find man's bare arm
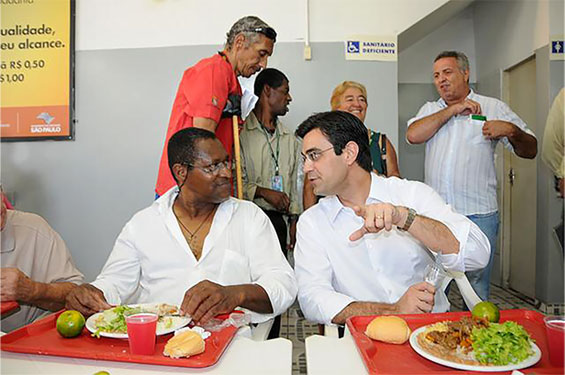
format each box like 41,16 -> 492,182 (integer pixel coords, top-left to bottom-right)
331,282 -> 435,325
407,99 -> 481,144
404,209 -> 460,254
65,284 -> 112,317
232,284 -> 273,313
180,280 -> 273,324
0,268 -> 79,311
350,204 -> 460,254
482,120 -> 537,159
193,117 -> 218,133
27,282 -> 80,311
332,302 -> 397,325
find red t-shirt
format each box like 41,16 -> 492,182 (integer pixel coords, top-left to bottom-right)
155,53 -> 242,196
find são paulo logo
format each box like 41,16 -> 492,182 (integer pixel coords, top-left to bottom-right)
30,112 -> 61,133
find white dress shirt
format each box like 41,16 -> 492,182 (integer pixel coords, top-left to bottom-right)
91,187 -> 297,323
294,173 -> 490,325
407,90 -> 535,215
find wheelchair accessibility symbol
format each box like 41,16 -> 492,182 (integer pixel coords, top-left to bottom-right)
347,41 -> 360,53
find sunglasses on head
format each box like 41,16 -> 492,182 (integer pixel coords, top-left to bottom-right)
246,27 -> 277,41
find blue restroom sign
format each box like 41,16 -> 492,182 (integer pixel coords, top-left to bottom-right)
345,36 -> 397,61
347,41 -> 360,53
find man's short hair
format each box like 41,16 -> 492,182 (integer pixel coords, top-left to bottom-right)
434,51 -> 470,73
254,68 -> 288,97
295,111 -> 372,173
168,128 -> 217,184
330,81 -> 368,111
225,16 -> 277,49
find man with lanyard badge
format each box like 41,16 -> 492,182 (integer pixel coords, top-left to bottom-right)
240,68 -> 301,257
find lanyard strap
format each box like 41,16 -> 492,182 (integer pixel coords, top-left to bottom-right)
260,123 -> 281,175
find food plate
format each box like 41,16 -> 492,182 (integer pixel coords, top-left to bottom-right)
85,303 -> 191,338
1,310 -> 242,368
409,325 -> 542,372
346,310 -> 559,374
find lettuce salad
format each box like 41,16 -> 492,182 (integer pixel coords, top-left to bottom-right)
92,305 -> 141,337
471,321 -> 534,365
92,305 -> 176,338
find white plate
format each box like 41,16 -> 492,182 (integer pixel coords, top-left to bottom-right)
85,303 -> 191,339
409,326 -> 541,372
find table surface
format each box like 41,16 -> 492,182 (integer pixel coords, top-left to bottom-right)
1,336 -> 293,375
306,329 -> 367,375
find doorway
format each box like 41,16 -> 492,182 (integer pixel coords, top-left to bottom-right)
500,56 -> 538,298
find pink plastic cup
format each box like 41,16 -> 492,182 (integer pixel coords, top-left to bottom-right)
126,313 -> 158,355
544,315 -> 565,367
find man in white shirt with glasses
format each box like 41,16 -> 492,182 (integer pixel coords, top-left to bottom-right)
67,128 -> 296,329
293,111 -> 490,326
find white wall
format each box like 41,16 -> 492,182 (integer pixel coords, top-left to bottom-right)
474,0 -> 549,91
398,6 -> 477,84
76,0 -> 448,50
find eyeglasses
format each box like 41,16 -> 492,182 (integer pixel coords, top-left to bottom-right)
301,147 -> 334,163
189,160 -> 231,175
245,27 -> 277,41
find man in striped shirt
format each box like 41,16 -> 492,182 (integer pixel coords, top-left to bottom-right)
406,51 -> 537,300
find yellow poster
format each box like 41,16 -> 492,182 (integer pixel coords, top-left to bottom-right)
1,0 -> 73,140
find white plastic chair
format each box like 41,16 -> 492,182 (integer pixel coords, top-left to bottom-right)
250,318 -> 274,341
323,324 -> 339,337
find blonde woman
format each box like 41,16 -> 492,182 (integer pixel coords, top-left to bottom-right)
303,81 -> 400,209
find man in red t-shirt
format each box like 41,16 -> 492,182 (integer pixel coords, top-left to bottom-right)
155,16 -> 277,196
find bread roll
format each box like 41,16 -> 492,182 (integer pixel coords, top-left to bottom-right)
163,330 -> 205,358
365,316 -> 411,344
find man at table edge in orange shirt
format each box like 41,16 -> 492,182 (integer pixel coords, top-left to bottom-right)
155,15 -> 277,197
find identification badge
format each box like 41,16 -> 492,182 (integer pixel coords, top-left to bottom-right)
468,114 -> 490,145
271,175 -> 283,192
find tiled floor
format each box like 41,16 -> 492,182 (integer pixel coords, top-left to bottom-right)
279,283 -> 545,375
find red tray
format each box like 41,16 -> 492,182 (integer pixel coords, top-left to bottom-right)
1,310 -> 240,368
346,309 -> 563,374
0,301 -> 19,315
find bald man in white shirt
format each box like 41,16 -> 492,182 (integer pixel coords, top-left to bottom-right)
293,111 -> 490,326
